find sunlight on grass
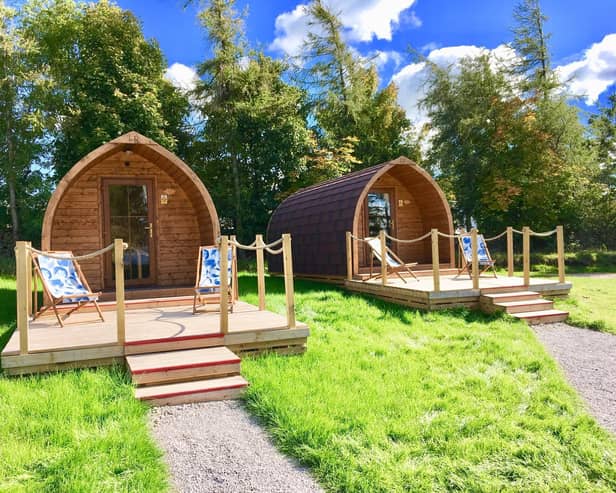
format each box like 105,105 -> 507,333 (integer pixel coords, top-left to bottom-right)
0,277 -> 167,492
555,278 -> 616,335
240,274 -> 616,492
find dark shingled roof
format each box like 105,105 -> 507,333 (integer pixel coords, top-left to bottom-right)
267,157 -> 452,277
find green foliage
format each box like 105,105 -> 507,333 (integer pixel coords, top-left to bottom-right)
303,0 -> 418,168
193,0 -> 312,241
240,275 -> 616,492
554,277 -> 616,335
22,0 -> 190,178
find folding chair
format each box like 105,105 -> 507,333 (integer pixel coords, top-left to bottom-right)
364,237 -> 419,283
456,233 -> 498,278
193,244 -> 237,314
32,251 -> 104,327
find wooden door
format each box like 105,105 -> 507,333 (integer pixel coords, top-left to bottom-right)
103,178 -> 156,287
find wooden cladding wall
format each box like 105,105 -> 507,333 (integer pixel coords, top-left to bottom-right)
49,150 -> 214,291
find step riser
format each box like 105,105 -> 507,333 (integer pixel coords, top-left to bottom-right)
481,293 -> 540,304
140,386 -> 246,406
132,362 -> 241,385
480,285 -> 531,294
125,337 -> 225,355
499,302 -> 554,314
516,314 -> 569,325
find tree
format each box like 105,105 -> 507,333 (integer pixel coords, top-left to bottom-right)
511,0 -> 558,96
22,0 -> 190,178
0,2 -> 53,248
194,0 -> 312,240
303,0 -> 417,168
422,54 -> 593,234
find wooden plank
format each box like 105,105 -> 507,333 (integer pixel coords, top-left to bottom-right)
431,229 -> 440,292
114,239 -> 126,344
2,345 -> 123,368
282,234 -> 296,328
15,241 -> 29,355
135,375 -> 247,400
219,236 -> 229,334
256,234 -> 266,310
224,327 -> 309,346
2,357 -> 124,376
126,346 -> 239,373
523,226 -> 530,286
507,226 -> 514,277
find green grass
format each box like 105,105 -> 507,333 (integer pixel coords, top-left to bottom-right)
0,277 -> 168,493
554,277 -> 616,335
239,274 -> 616,492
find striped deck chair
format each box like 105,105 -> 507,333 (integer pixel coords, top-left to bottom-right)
32,251 -> 104,327
193,245 -> 237,314
364,237 -> 419,283
456,233 -> 497,278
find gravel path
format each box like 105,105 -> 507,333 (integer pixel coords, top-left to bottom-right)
149,401 -> 324,493
533,323 -> 616,434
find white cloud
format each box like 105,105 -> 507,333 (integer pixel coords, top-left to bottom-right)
556,33 -> 616,105
270,0 -> 417,57
391,44 -> 517,127
369,50 -> 405,71
164,62 -> 199,93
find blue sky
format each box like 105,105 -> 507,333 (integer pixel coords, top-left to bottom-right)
117,0 -> 616,124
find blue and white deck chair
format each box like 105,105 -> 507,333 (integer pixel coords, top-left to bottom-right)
193,245 -> 236,314
364,237 -> 419,283
32,250 -> 104,327
456,233 -> 497,278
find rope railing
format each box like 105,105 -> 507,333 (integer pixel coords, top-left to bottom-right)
345,224 -> 566,290
219,233 -> 296,332
27,242 -> 127,260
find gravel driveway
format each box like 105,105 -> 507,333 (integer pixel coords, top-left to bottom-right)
149,401 -> 324,493
533,323 -> 616,434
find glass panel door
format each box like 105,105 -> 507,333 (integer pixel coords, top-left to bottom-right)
105,180 -> 155,285
367,191 -> 393,237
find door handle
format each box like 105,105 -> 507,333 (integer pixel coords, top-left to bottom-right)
144,223 -> 153,238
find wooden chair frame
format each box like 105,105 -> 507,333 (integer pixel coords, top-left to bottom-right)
455,234 -> 498,279
365,237 -> 419,283
193,244 -> 238,314
31,251 -> 104,327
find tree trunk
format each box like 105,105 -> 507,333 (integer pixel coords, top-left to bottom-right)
7,175 -> 19,243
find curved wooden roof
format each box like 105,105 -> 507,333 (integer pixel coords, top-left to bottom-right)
42,131 -> 220,249
267,157 -> 454,277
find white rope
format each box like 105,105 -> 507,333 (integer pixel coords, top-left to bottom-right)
436,231 -> 459,239
511,228 -> 524,235
484,231 -> 508,241
28,242 -> 125,261
265,247 -> 284,255
228,237 -> 283,251
529,228 -> 557,237
349,233 -> 371,244
385,231 -> 432,244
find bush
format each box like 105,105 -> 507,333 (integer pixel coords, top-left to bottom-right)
491,250 -> 616,272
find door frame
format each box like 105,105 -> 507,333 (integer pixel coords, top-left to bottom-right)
365,186 -> 397,249
102,177 -> 157,288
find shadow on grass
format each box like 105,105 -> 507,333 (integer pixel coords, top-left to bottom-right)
238,273 -> 508,327
0,285 -> 16,355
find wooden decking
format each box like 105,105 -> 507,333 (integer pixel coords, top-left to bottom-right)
345,274 -> 572,310
1,300 -> 309,376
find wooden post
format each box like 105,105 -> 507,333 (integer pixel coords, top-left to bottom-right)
557,225 -> 565,283
114,239 -> 126,345
282,233 -> 296,329
26,242 -> 32,316
230,235 -> 239,302
346,231 -> 353,281
523,226 -> 530,286
431,229 -> 440,292
219,236 -> 229,334
506,227 -> 514,277
379,230 -> 387,286
15,241 -> 29,355
471,228 -> 479,290
256,234 -> 266,310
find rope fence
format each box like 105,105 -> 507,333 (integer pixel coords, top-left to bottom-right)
27,242 -> 127,260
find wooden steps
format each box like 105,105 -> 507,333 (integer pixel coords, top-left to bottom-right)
481,289 -> 568,324
124,332 -> 225,355
127,346 -> 248,406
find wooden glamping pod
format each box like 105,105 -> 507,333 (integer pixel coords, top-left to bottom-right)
41,131 -> 219,297
267,156 -> 455,281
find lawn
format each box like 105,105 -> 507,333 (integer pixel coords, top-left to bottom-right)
554,277 -> 616,335
239,274 -> 616,492
0,277 -> 168,493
